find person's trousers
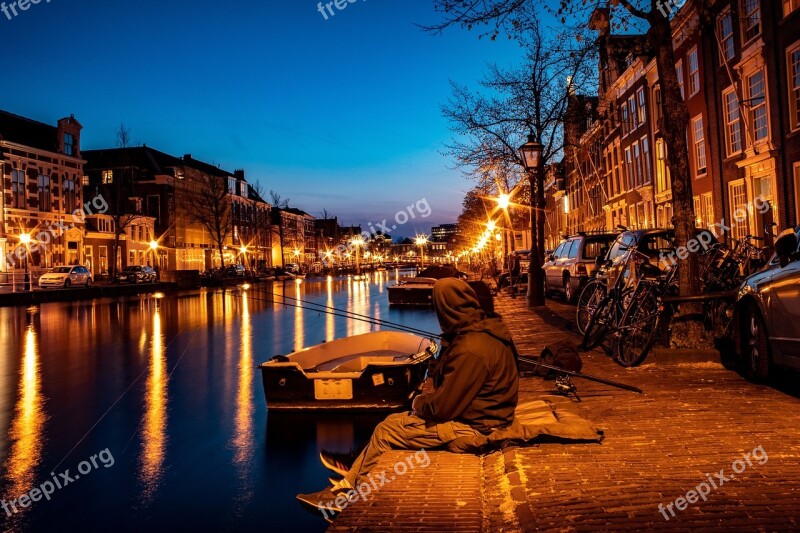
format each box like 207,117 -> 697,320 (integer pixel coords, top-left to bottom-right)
343,412 -> 481,488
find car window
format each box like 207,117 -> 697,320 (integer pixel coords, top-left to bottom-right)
552,243 -> 565,259
567,239 -> 580,259
641,235 -> 673,257
53,267 -> 71,273
583,239 -> 612,260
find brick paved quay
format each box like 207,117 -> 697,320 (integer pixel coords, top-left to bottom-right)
331,293 -> 800,532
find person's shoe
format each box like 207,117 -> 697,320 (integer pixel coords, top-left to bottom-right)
319,450 -> 353,477
296,485 -> 356,516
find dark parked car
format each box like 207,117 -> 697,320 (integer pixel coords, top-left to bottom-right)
115,265 -> 157,283
542,233 -> 617,302
734,226 -> 800,380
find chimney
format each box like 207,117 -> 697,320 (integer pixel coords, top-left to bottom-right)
234,169 -> 245,180
183,154 -> 192,161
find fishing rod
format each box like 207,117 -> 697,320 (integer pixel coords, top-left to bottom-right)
247,286 -> 442,339
226,285 -> 644,394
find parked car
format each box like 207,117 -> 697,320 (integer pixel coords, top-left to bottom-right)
115,265 -> 157,283
734,226 -> 800,380
284,263 -> 301,274
39,265 -> 92,289
225,264 -> 246,277
542,233 -> 617,302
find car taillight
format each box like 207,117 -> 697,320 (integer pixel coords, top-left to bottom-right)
576,264 -> 588,276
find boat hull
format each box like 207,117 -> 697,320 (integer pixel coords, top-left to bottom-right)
387,285 -> 434,306
260,331 -> 437,410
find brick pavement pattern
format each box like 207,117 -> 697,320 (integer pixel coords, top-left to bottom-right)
332,293 -> 800,532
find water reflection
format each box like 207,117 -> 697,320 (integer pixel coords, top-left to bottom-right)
232,291 -> 254,504
2,312 -> 45,505
140,301 -> 168,501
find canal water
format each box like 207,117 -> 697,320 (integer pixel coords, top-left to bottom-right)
0,271 -> 438,532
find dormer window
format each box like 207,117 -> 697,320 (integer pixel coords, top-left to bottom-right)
64,133 -> 75,156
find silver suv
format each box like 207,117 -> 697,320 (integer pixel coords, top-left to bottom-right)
542,233 -> 617,302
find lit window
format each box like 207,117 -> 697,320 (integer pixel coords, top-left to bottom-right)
719,11 -> 735,61
629,96 -> 637,130
637,88 -> 646,125
64,177 -> 76,213
742,0 -> 761,43
82,175 -> 90,186
102,170 -> 114,184
656,139 -> 670,194
789,44 -> 800,130
785,0 -> 800,15
729,181 -> 749,240
625,147 -> 633,190
702,193 -> 714,229
723,88 -> 743,154
641,136 -> 652,184
747,70 -> 768,143
692,116 -> 707,175
688,48 -> 700,96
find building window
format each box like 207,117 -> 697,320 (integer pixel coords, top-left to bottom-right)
723,88 -> 743,155
129,250 -> 136,266
719,10 -> 735,61
789,44 -> 800,131
636,88 -> 646,125
794,163 -> 800,219
38,174 -> 51,212
102,170 -> 114,184
625,147 -> 633,190
12,168 -> 26,208
64,177 -> 76,213
786,0 -> 800,15
676,60 -> 685,99
633,141 -> 643,187
688,47 -> 700,96
702,193 -> 714,229
228,177 -> 237,193
621,103 -> 629,136
692,116 -> 707,176
656,140 -> 670,194
694,196 -> 702,227
641,136 -> 652,184
652,85 -> 663,128
82,175 -> 90,186
729,181 -> 749,240
629,96 -> 638,130
742,0 -> 761,44
64,133 -> 75,156
747,70 -> 768,143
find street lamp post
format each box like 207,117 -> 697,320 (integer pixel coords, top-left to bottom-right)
19,234 -> 32,292
519,134 -> 545,308
414,235 -> 428,269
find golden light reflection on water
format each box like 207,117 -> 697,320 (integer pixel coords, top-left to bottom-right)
294,280 -> 304,352
326,277 -> 335,342
139,303 -> 167,500
232,291 -> 254,504
2,322 -> 46,501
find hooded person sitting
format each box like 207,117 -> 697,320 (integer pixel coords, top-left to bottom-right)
298,278 -> 519,514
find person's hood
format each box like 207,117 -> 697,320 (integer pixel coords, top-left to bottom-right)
433,278 -> 515,346
433,278 -> 485,334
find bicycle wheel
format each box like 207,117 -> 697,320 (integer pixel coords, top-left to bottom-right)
612,291 -> 659,367
576,279 -> 606,335
581,294 -> 613,350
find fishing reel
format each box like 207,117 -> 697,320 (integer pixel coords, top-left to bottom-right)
554,375 -> 580,401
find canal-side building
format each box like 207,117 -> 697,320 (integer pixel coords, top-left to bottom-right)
84,147 -> 271,271
0,110 -> 85,276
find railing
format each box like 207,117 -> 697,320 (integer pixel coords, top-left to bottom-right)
0,272 -> 35,292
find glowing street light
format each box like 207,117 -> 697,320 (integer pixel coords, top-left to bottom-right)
18,233 -> 32,291
497,193 -> 510,210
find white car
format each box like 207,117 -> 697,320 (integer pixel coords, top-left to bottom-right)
38,265 -> 92,289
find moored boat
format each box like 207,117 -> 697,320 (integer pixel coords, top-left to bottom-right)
260,331 -> 437,410
387,265 -> 467,306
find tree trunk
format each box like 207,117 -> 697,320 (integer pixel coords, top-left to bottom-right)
650,14 -> 699,298
218,241 -> 226,268
527,167 -> 546,307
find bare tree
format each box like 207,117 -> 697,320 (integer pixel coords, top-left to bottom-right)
105,124 -> 142,278
186,172 -> 233,269
428,0 -> 709,298
269,190 -> 290,209
442,16 -> 594,304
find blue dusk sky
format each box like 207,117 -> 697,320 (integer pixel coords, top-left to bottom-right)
0,0 -> 526,235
